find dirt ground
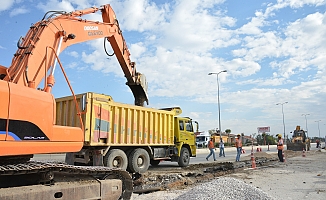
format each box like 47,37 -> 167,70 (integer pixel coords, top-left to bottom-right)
131,149 -> 326,200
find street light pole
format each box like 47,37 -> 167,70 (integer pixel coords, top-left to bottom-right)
276,102 -> 288,143
302,114 -> 310,138
209,70 -> 227,140
315,120 -> 321,138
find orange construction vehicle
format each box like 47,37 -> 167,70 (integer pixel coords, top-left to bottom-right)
0,4 -> 148,199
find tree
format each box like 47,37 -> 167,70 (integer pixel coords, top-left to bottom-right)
256,134 -> 263,145
266,134 -> 277,145
255,133 -> 276,145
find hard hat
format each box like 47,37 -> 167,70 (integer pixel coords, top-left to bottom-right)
237,134 -> 240,137
277,134 -> 282,138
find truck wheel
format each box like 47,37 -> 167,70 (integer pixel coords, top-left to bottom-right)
128,148 -> 150,173
150,159 -> 160,166
178,147 -> 190,167
104,149 -> 128,170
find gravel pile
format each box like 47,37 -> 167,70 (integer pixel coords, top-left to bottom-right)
131,177 -> 275,200
174,177 -> 275,200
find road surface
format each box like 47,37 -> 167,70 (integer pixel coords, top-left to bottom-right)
33,143 -> 322,165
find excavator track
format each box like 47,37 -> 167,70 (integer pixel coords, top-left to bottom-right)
0,161 -> 133,200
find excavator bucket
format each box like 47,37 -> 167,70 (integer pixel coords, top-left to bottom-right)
127,73 -> 148,106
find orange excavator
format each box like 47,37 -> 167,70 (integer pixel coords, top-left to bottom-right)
0,4 -> 147,199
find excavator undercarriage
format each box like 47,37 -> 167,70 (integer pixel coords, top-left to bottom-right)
0,160 -> 133,200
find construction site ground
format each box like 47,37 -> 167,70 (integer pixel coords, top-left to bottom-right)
131,149 -> 326,200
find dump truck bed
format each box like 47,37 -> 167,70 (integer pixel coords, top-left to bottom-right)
56,92 -> 182,147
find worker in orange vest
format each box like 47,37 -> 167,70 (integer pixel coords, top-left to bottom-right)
277,134 -> 284,162
235,134 -> 242,162
206,137 -> 216,161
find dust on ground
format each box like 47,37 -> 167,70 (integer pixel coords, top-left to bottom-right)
132,149 -> 326,199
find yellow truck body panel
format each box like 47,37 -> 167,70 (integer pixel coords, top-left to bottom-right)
55,92 -> 182,147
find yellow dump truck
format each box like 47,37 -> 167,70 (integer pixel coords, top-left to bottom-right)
56,92 -> 197,173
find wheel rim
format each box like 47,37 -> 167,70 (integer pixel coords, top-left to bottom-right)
113,157 -> 122,167
137,156 -> 144,166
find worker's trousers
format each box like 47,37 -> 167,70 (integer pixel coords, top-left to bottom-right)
278,150 -> 284,162
236,147 -> 242,162
206,148 -> 216,161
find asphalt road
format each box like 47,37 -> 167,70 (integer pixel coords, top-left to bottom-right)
32,143 -> 322,168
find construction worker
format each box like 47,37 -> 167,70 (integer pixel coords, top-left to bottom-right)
219,138 -> 225,157
277,134 -> 284,162
206,137 -> 216,161
235,134 -> 242,162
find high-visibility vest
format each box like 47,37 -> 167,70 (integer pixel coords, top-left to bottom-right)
235,138 -> 242,148
277,139 -> 284,150
208,141 -> 214,149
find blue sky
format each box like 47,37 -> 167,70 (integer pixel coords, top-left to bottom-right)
1,0 -> 326,139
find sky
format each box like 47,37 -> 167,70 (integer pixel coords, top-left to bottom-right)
1,0 -> 326,139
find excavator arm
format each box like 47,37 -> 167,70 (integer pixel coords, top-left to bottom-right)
2,4 -> 148,106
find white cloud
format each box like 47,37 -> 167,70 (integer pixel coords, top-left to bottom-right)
66,51 -> 79,58
129,42 -> 146,59
237,13 -> 264,35
225,59 -> 261,77
0,0 -> 14,12
9,7 -> 29,17
112,0 -> 168,32
81,48 -> 123,75
66,62 -> 78,69
160,0 -> 237,53
265,0 -> 326,18
237,77 -> 287,86
277,0 -> 326,8
273,12 -> 326,78
37,0 -> 75,12
136,47 -> 223,97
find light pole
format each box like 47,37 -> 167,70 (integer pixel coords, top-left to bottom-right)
302,114 -> 310,138
315,120 -> 321,138
276,102 -> 288,143
209,70 -> 227,140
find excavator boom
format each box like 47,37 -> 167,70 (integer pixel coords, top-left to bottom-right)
2,4 -> 148,106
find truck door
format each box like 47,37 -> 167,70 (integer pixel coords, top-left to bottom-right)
184,120 -> 195,145
176,118 -> 195,146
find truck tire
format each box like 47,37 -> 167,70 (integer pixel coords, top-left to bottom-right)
178,147 -> 190,167
150,159 -> 160,166
128,148 -> 150,173
104,149 -> 128,170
